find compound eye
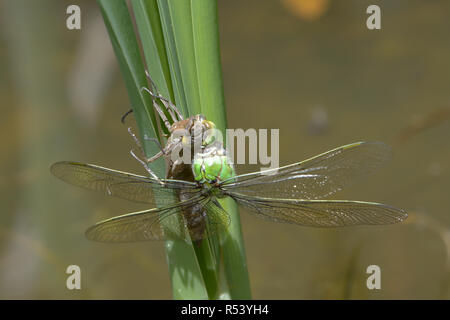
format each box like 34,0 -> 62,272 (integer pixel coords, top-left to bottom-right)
204,120 -> 215,130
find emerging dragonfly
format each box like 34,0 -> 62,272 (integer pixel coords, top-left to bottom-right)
51,84 -> 407,242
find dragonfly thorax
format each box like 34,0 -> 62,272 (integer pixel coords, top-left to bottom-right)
192,142 -> 235,186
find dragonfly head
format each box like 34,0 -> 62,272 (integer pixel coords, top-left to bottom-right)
190,114 -> 217,148
168,115 -> 217,153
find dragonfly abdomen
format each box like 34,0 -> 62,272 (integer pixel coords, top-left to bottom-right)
176,188 -> 208,241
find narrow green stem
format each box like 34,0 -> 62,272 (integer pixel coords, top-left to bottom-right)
98,0 -> 251,299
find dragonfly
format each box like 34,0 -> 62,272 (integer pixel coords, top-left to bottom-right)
52,72 -> 407,242
51,140 -> 407,242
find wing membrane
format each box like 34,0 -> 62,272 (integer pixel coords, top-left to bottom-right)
85,196 -> 206,242
221,142 -> 391,200
202,200 -> 232,238
50,161 -> 199,205
231,193 -> 407,227
85,196 -> 231,242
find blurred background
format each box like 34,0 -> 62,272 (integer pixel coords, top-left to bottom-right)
1,0 -> 449,299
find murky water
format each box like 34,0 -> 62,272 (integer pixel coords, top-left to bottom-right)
0,0 -> 449,299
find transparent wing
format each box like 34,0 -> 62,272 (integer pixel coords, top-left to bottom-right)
221,142 -> 391,200
85,196 -> 231,242
231,193 -> 407,227
50,161 -> 199,205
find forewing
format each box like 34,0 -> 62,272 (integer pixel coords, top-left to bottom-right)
221,142 -> 391,200
51,161 -> 199,205
231,193 -> 407,227
85,196 -> 209,242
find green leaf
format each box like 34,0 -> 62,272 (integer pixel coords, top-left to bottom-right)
98,0 -> 251,300
190,0 -> 251,299
97,0 -> 164,175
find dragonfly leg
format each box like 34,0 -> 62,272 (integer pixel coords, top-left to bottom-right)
127,126 -> 170,161
144,70 -> 184,121
144,136 -> 164,153
148,92 -> 173,132
122,110 -> 167,160
127,126 -> 143,149
141,86 -> 184,122
144,141 -> 181,163
128,126 -> 168,152
141,87 -> 177,132
130,149 -> 165,185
